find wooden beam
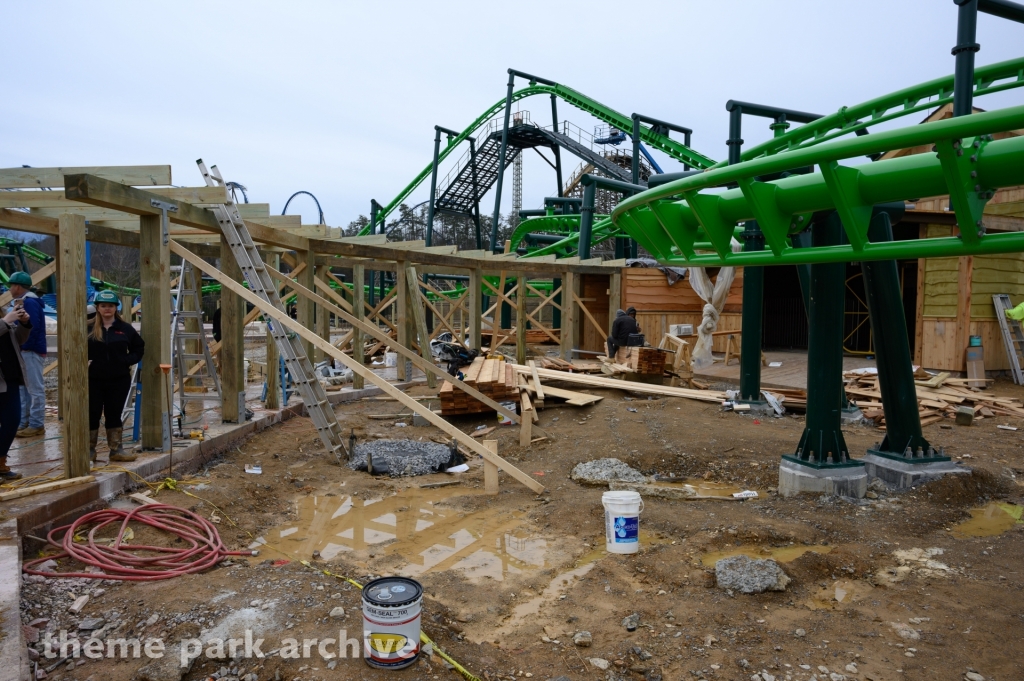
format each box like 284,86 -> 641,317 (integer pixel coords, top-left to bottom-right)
561,271 -> 578,361
264,252 -> 281,409
220,236 -> 246,422
515,364 -> 726,403
58,214 -> 89,478
484,440 -> 499,494
264,258 -> 544,435
140,215 -> 171,451
955,254 -> 973,372
469,267 -> 482,350
172,241 -> 544,494
315,269 -> 331,363
516,272 -> 527,365
351,262 -> 365,390
406,266 -> 437,389
63,174 -> 310,250
519,390 -> 533,446
0,475 -> 95,502
0,208 -> 59,236
0,165 -> 171,189
395,263 -> 410,381
0,187 -> 228,209
528,360 -> 545,408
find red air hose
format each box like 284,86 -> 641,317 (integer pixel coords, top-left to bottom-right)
22,504 -> 255,581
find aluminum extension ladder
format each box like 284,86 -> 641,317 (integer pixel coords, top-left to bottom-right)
993,293 -> 1024,385
197,159 -> 348,462
171,261 -> 222,413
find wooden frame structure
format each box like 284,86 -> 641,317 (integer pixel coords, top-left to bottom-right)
0,164 -> 627,493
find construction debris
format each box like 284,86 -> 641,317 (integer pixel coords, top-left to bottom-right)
571,459 -> 647,485
439,357 -> 517,415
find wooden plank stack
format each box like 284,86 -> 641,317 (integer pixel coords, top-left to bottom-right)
439,356 -> 518,415
844,370 -> 1024,427
620,346 -> 668,375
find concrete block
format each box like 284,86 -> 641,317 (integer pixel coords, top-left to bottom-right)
955,406 -> 974,426
778,459 -> 867,498
0,519 -> 27,681
862,452 -> 971,490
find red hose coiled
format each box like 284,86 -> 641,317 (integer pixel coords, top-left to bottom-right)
22,504 -> 252,581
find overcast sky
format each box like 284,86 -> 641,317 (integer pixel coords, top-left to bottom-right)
2,1 -> 1021,228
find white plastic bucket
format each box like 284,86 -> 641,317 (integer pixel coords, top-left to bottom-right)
602,491 -> 643,554
384,352 -> 398,368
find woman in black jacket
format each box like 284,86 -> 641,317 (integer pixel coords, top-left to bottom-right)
88,291 -> 144,464
0,305 -> 32,480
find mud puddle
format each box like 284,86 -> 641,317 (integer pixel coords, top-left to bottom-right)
952,502 -> 1024,538
700,544 -> 832,568
251,486 -> 552,582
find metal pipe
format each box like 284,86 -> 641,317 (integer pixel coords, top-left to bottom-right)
579,182 -> 596,259
425,127 -> 443,247
580,174 -> 646,194
490,71 -> 517,252
725,100 -> 823,125
551,94 -> 564,197
979,0 -> 1024,23
368,200 -> 379,306
469,137 -> 483,250
953,0 -> 981,117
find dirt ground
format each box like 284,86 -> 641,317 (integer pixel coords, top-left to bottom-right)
19,368 -> 1024,681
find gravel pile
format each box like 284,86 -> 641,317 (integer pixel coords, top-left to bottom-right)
715,555 -> 791,593
348,439 -> 458,477
571,458 -> 648,486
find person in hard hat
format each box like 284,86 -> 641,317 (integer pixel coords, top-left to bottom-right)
7,272 -> 47,439
88,290 -> 144,464
0,302 -> 32,480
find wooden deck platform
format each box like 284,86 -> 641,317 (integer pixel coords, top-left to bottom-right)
695,350 -> 876,391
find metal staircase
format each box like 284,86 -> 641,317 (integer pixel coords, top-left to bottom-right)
197,159 -> 349,462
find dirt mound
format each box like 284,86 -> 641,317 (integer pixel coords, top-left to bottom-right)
922,469 -> 1011,505
786,547 -> 876,582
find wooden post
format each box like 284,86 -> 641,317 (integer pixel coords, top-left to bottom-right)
296,249 -> 315,361
220,236 -> 245,423
314,268 -> 330,363
352,263 -> 365,389
609,270 -> 621,325
484,439 -> 499,494
140,215 -> 171,450
561,270 -> 578,361
516,272 -> 527,365
120,293 -> 134,322
54,235 -> 63,422
264,252 -> 281,409
469,267 -> 482,351
58,214 -> 89,478
519,390 -> 533,446
406,265 -> 437,389
395,261 -> 409,381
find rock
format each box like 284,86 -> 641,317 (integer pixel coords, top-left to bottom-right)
965,673 -> 985,681
329,607 -> 345,619
888,621 -> 921,640
547,677 -> 571,681
68,595 -> 89,614
589,658 -> 610,671
794,628 -> 806,637
327,660 -> 338,670
829,674 -> 846,681
145,613 -> 160,626
845,664 -> 858,673
738,659 -> 751,669
715,556 -> 791,593
134,644 -> 194,681
637,649 -> 653,661
571,459 -> 647,486
622,613 -> 640,632
22,626 -> 39,644
79,618 -> 105,631
573,631 -> 592,647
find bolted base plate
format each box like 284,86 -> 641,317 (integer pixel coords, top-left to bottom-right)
862,451 -> 970,490
778,458 -> 867,498
735,399 -> 774,415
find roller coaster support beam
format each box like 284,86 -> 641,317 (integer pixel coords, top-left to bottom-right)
954,0 -> 1024,117
369,199 -> 380,306
779,213 -> 866,498
426,126 -> 461,248
491,70 -> 560,253
579,175 -> 646,260
469,136 -> 483,250
630,113 -> 693,258
551,95 -> 564,197
726,101 -> 823,406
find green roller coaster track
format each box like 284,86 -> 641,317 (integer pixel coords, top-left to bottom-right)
357,81 -> 716,236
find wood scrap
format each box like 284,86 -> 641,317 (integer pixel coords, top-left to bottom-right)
515,365 -> 727,403
471,426 -> 496,438
0,475 -> 95,502
439,356 -> 517,416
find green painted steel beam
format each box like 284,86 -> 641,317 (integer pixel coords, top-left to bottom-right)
612,104 -> 1024,267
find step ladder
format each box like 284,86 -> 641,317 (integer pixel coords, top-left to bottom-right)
171,261 -> 222,412
197,159 -> 348,462
993,293 -> 1024,385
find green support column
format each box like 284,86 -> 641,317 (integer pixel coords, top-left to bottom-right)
552,277 -> 562,330
738,220 -> 766,404
862,209 -> 942,462
785,213 -> 857,468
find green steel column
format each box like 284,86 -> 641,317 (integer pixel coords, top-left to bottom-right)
551,94 -> 564,197
425,127 -> 443,247
489,72 -> 516,252
579,181 -> 596,259
500,278 -> 513,329
469,137 -> 483,250
552,277 -> 562,330
785,213 -> 856,468
862,209 -> 943,461
368,200 -> 378,307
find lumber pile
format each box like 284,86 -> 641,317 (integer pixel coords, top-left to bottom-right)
538,357 -> 603,373
513,364 -> 727,404
482,328 -> 559,345
439,356 -> 517,415
619,346 -> 669,374
844,370 -> 1021,427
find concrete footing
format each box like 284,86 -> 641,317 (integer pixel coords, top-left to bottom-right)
778,458 -> 867,498
862,452 -> 971,489
0,519 -> 26,681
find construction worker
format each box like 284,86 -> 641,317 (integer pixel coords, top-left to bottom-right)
608,306 -> 641,361
8,272 -> 47,438
88,290 -> 144,463
0,303 -> 32,480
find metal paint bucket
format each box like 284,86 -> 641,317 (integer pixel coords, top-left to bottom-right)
362,576 -> 422,669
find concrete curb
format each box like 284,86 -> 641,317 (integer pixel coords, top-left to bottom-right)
0,518 -> 27,681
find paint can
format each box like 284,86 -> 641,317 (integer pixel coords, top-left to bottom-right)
602,490 -> 643,554
362,576 -> 422,669
385,352 -> 398,368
